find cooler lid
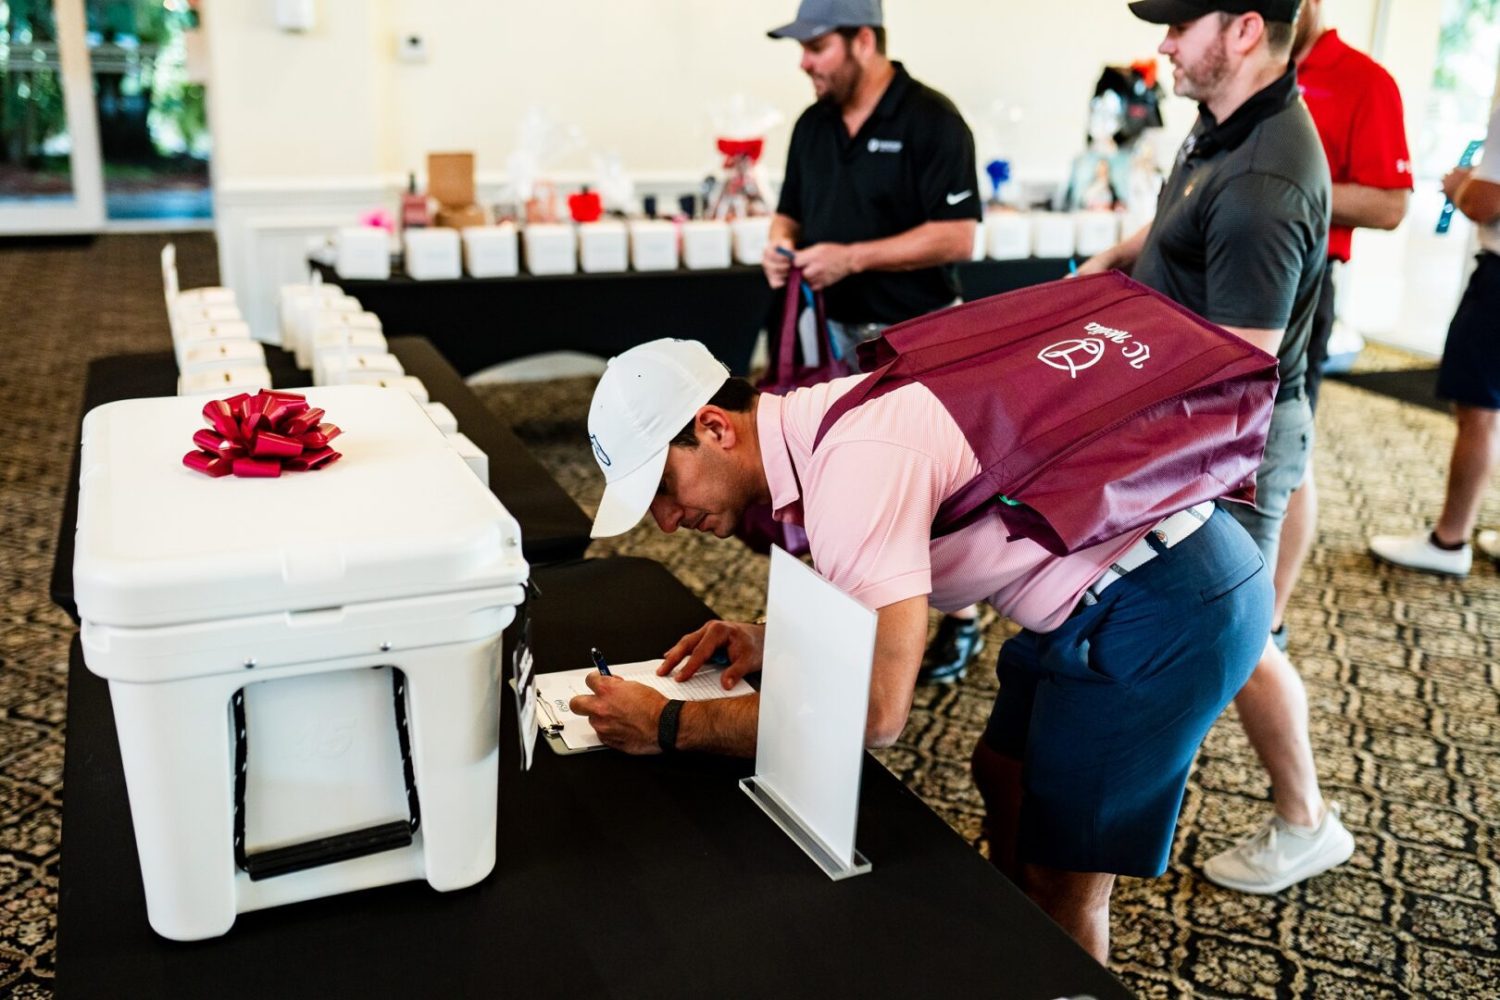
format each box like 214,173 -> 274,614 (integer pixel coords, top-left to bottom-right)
74,386 -> 529,628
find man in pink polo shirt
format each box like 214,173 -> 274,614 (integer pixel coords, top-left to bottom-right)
573,338 -> 1271,962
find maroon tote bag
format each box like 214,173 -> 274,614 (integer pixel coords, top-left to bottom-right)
736,266 -> 854,556
816,270 -> 1280,556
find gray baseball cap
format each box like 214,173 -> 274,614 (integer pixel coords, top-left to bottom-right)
767,0 -> 883,41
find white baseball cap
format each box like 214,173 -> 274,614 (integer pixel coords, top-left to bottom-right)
588,339 -> 730,538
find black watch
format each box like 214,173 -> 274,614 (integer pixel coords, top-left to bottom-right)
657,698 -> 685,753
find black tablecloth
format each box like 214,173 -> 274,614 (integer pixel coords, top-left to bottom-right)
49,338 -> 593,621
57,556 -> 1130,999
309,258 -> 1073,378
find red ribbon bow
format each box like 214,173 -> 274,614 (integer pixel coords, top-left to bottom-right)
182,389 -> 343,478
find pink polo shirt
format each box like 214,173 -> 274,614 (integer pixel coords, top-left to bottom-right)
757,375 -> 1152,633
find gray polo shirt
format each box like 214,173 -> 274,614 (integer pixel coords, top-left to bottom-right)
1132,68 -> 1330,392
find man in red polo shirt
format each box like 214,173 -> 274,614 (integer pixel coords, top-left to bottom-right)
1204,0 -> 1412,893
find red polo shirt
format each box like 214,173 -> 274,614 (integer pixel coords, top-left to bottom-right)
1298,29 -> 1413,262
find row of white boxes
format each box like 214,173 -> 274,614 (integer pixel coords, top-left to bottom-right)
974,210 -> 1129,262
279,282 -> 488,484
336,216 -> 773,282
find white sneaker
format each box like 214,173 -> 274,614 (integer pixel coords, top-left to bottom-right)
1369,531 -> 1472,577
1202,803 -> 1355,894
1478,529 -> 1500,565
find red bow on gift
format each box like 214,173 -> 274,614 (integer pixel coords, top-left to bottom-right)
182,389 -> 343,478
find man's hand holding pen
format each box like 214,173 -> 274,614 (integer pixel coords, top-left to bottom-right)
569,674 -> 668,755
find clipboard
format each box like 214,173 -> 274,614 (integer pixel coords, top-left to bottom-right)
527,658 -> 755,756
508,678 -> 600,756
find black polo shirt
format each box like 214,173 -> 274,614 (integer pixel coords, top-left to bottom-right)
777,62 -> 981,325
1132,67 -> 1330,391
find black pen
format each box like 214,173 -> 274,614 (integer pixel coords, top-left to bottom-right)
590,647 -> 612,677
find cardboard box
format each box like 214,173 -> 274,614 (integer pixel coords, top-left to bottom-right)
434,203 -> 487,230
427,151 -> 476,209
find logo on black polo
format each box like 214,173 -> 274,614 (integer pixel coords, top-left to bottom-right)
590,433 -> 612,466
867,138 -> 903,154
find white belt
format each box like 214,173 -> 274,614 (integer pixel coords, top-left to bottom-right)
1079,501 -> 1215,606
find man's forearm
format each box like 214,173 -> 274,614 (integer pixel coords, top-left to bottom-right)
1090,223 -> 1151,274
847,220 -> 975,274
1331,184 -> 1408,230
769,213 -> 801,247
676,693 -> 760,757
1456,178 -> 1500,226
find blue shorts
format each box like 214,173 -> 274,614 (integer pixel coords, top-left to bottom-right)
981,507 -> 1271,877
1437,253 -> 1500,410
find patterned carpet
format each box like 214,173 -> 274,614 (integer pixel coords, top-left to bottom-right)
0,234 -> 1496,998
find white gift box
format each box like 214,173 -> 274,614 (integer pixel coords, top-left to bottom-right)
578,221 -> 628,274
681,220 -> 732,270
628,220 -> 678,272
311,327 -> 388,355
178,365 -> 274,397
335,227 -> 393,280
1031,213 -> 1077,259
287,295 -> 362,369
279,285 -> 343,349
295,304 -> 374,369
731,216 -> 772,266
315,351 -> 404,386
403,228 -> 462,281
337,373 -> 430,403
1074,211 -> 1121,258
462,224 -> 519,278
986,212 -> 1032,260
73,387 -> 527,940
445,431 -> 488,483
172,301 -> 243,337
523,224 -> 577,276
174,286 -> 237,310
174,320 -> 255,367
420,401 -> 459,435
179,339 -> 267,375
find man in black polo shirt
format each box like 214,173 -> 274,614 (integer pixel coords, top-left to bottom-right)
1081,0 -> 1354,896
763,0 -> 984,684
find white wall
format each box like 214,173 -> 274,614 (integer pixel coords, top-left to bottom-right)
203,0 -> 1449,345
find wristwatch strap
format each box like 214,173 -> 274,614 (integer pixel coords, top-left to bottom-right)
657,698 -> 685,753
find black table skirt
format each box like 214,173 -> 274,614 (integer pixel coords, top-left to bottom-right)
310,258 -> 1074,378
57,556 -> 1129,999
49,338 -> 593,621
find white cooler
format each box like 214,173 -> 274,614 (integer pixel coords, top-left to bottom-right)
73,386 -> 529,941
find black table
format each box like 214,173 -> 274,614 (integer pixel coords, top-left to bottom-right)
49,337 -> 593,621
309,258 -> 1073,378
58,555 -> 1130,999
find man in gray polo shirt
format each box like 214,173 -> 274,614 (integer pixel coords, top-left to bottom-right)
1081,0 -> 1353,894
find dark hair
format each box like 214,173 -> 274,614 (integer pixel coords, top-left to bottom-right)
835,25 -> 886,55
1217,10 -> 1295,56
670,377 -> 759,447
